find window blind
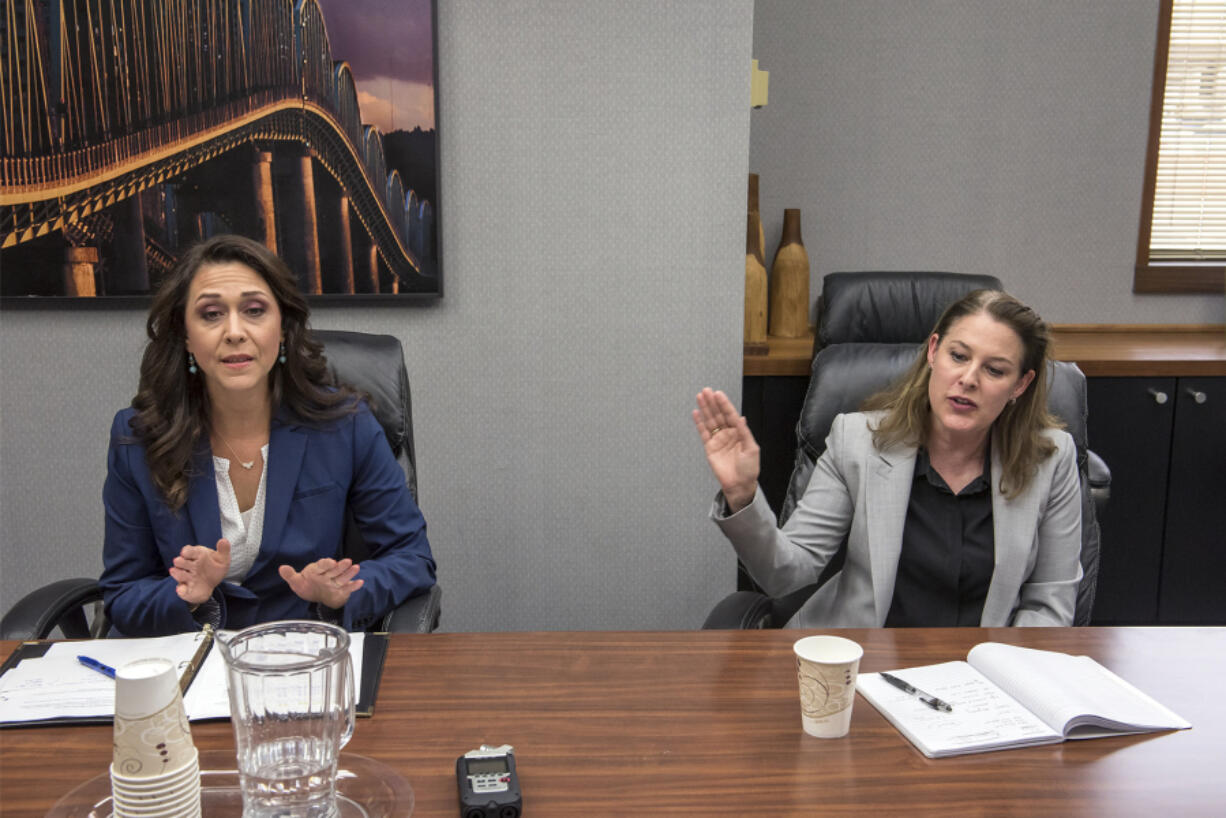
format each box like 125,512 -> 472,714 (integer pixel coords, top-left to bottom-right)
1149,0 -> 1226,263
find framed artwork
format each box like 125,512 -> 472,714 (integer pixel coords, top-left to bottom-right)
1,0 -> 442,304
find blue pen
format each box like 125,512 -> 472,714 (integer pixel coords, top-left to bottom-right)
77,655 -> 116,679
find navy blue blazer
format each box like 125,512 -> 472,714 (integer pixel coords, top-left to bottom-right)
100,403 -> 435,636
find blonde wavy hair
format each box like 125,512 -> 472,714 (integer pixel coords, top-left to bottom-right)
862,290 -> 1061,498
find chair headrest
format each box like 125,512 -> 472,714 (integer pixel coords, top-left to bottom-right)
312,329 -> 413,463
817,271 -> 1005,347
798,344 -> 1089,459
798,344 -> 918,458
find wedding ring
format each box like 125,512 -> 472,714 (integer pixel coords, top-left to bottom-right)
710,426 -> 722,434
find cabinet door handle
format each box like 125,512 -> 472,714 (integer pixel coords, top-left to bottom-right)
1147,388 -> 1169,405
1185,388 -> 1208,405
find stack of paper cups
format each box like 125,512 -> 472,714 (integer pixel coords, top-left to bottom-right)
110,657 -> 202,817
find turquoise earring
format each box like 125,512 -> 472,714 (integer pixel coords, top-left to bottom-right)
187,352 -> 198,374
279,341 -> 287,364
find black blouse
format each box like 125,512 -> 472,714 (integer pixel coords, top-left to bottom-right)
884,447 -> 995,627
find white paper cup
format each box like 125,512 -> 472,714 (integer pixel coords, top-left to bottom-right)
112,658 -> 196,778
793,635 -> 864,738
114,658 -> 179,719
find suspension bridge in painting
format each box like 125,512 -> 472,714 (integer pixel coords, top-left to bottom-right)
1,0 -> 434,295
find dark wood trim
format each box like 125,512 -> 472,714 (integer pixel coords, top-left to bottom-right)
1134,0 -> 1171,279
1053,323 -> 1223,333
1131,1 -> 1226,295
1131,0 -> 1198,296
1133,0 -> 1172,291
1134,263 -> 1225,294
742,333 -> 815,376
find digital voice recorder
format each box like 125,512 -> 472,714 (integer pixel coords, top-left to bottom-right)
456,744 -> 522,818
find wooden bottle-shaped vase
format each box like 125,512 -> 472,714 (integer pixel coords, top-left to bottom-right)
748,174 -> 765,259
769,208 -> 810,338
744,209 -> 768,355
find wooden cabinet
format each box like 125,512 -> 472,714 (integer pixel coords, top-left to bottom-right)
1082,378 -> 1172,622
1155,378 -> 1226,622
1088,377 -> 1225,624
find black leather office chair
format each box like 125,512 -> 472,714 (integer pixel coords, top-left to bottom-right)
0,330 -> 440,639
705,343 -> 1106,629
706,272 -> 1109,629
813,271 -> 1110,508
813,271 -> 1005,354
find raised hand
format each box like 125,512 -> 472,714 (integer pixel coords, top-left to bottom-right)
692,388 -> 760,512
171,538 -> 231,605
278,557 -> 363,610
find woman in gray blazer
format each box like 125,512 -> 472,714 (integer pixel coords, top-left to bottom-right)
694,290 -> 1081,628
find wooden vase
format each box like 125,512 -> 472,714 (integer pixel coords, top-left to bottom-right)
769,208 -> 810,338
744,209 -> 768,355
748,174 -> 765,260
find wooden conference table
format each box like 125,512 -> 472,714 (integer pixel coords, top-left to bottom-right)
1,627 -> 1222,816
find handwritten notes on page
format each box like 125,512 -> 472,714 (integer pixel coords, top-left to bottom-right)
857,661 -> 1063,758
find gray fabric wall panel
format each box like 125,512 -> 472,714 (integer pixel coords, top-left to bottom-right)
0,1 -> 753,631
751,0 -> 1221,323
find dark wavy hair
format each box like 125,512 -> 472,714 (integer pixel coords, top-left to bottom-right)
130,234 -> 358,511
862,289 -> 1060,498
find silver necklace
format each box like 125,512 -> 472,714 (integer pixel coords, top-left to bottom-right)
215,431 -> 259,470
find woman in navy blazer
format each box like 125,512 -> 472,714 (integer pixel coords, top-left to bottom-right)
100,235 -> 435,637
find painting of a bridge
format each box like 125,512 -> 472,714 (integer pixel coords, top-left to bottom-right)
1,0 -> 441,301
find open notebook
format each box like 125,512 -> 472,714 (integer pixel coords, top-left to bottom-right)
857,642 -> 1191,758
0,629 -> 386,727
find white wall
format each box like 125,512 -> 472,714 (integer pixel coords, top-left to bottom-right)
0,0 -> 754,632
751,0 -> 1222,323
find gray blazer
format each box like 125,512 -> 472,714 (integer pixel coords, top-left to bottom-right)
713,412 -> 1082,628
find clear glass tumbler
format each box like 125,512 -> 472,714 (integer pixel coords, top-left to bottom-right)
218,620 -> 355,818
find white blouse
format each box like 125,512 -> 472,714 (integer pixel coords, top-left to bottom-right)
213,444 -> 269,583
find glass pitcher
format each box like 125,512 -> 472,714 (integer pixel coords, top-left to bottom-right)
218,620 -> 355,818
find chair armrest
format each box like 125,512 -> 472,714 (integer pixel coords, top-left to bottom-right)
380,584 -> 442,633
702,591 -> 775,630
1087,449 -> 1111,510
0,578 -> 105,640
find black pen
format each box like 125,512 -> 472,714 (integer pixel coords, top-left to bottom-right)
879,671 -> 953,712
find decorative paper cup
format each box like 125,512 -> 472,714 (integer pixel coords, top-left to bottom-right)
111,769 -> 201,818
112,787 -> 201,818
112,658 -> 196,778
110,749 -> 199,790
793,635 -> 864,739
112,784 -> 198,814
